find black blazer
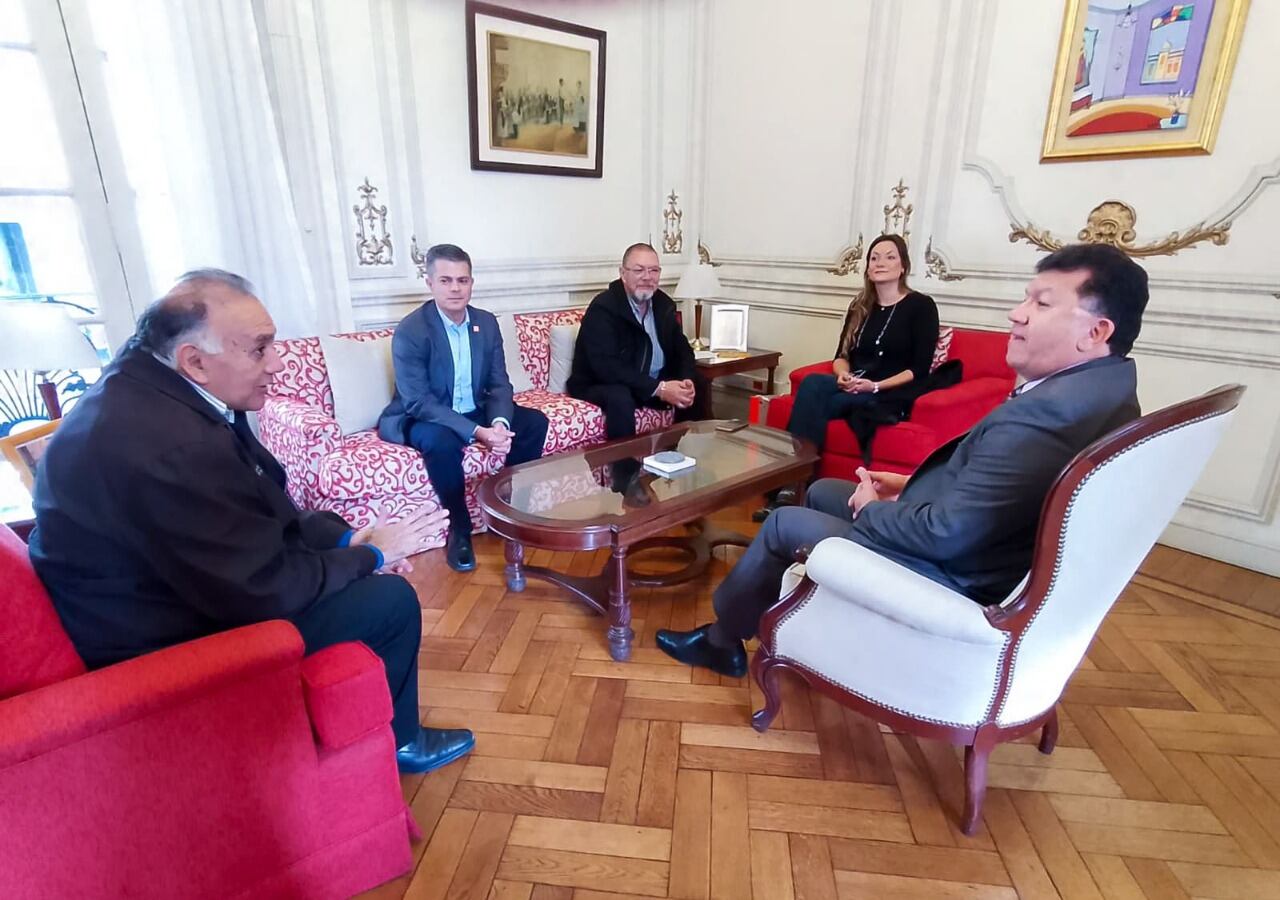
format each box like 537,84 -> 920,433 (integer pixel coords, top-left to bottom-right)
566,280 -> 696,403
378,301 -> 515,443
28,344 -> 379,668
851,355 -> 1141,605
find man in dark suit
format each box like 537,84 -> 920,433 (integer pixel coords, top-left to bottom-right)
567,242 -> 709,441
379,244 -> 549,572
29,269 -> 475,773
656,244 -> 1150,675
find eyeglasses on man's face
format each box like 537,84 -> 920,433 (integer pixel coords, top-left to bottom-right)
623,266 -> 662,277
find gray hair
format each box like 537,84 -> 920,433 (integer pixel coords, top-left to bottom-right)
424,243 -> 472,276
135,268 -> 256,363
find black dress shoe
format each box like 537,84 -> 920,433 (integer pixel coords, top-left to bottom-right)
446,529 -> 476,572
655,625 -> 748,677
751,487 -> 799,522
396,726 -> 476,774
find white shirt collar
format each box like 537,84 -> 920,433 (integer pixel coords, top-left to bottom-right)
1014,360 -> 1093,396
152,352 -> 234,422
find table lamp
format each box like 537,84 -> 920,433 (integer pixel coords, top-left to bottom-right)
673,263 -> 722,351
0,302 -> 101,419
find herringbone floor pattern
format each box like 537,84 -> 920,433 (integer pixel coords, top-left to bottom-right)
361,501 -> 1280,900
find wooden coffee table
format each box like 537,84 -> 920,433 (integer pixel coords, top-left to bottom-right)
478,422 -> 817,661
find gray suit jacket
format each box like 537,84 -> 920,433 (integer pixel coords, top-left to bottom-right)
377,301 -> 515,443
850,355 -> 1140,605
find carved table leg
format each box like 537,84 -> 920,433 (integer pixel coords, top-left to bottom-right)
504,540 -> 526,593
606,547 -> 634,662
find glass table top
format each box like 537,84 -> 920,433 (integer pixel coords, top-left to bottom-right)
490,422 -> 809,522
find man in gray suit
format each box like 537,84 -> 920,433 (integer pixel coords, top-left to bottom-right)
657,244 -> 1149,676
379,244 -> 549,572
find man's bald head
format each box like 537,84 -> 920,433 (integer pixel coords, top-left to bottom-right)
137,269 -> 257,362
135,269 -> 283,411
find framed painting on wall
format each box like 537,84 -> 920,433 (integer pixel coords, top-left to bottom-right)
1041,0 -> 1250,161
466,1 -> 606,177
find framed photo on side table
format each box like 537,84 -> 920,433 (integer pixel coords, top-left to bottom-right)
0,419 -> 59,491
466,1 -> 606,177
709,305 -> 749,354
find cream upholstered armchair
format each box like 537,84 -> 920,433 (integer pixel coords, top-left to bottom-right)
752,384 -> 1245,834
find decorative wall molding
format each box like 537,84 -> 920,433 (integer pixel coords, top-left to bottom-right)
1009,200 -> 1232,258
662,189 -> 683,254
353,177 -> 393,265
827,234 -> 864,276
924,236 -> 965,282
409,234 -> 427,280
697,239 -> 721,267
883,178 -> 913,243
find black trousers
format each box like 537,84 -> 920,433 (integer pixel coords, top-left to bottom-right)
404,405 -> 549,532
574,372 -> 710,441
711,479 -> 856,642
785,373 -> 878,452
290,573 -> 422,747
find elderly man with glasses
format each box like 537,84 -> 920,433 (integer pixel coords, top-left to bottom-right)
567,243 -> 708,441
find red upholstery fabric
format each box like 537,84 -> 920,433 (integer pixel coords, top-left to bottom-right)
0,524 -> 85,700
765,327 -> 1016,477
0,525 -> 416,899
302,641 -> 394,750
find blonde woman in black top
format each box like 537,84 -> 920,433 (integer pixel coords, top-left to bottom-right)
758,234 -> 939,518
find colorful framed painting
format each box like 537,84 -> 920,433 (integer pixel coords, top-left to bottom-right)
466,2 -> 606,177
1041,0 -> 1250,162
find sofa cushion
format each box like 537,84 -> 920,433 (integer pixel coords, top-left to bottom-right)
319,333 -> 396,435
514,309 -> 586,390
548,323 -> 579,394
496,314 -> 536,393
0,525 -> 86,700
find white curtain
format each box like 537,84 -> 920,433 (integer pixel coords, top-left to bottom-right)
84,0 -> 340,338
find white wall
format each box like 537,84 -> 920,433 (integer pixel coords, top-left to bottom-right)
696,0 -> 1280,575
268,0 -> 1280,575
262,0 -> 709,327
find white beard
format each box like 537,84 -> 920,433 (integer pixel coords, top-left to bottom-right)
631,287 -> 655,303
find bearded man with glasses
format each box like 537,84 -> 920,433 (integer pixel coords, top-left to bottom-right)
567,243 -> 708,440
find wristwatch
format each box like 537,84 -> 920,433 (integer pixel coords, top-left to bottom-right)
872,382 -> 880,394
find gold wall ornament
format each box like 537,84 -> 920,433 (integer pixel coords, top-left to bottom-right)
1009,200 -> 1231,257
883,178 -> 913,243
827,233 -> 865,276
353,178 -> 393,266
696,240 -> 721,267
661,190 -> 683,254
410,235 -> 427,280
924,236 -> 965,282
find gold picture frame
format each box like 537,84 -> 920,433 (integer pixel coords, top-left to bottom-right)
0,420 -> 59,492
1041,0 -> 1250,162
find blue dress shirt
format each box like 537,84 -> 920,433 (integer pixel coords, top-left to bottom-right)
437,305 -> 476,416
628,295 -> 665,379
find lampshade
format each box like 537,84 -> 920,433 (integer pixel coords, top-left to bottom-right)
672,263 -> 722,299
0,303 -> 101,372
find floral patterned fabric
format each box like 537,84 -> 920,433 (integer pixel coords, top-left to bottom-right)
932,326 -> 954,372
259,319 -> 672,553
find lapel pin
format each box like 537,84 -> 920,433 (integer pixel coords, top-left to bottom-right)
473,325 -> 480,333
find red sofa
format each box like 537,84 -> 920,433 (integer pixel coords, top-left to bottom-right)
0,525 -> 418,899
759,328 -> 1016,479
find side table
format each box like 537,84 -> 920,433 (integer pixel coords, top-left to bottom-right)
695,348 -> 782,418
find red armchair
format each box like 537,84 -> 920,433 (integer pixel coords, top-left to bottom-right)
0,525 -> 418,899
759,328 -> 1016,479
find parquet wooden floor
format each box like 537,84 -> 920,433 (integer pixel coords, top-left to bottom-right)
360,500 -> 1280,900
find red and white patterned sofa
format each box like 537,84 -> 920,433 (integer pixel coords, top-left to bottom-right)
258,309 -> 674,552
